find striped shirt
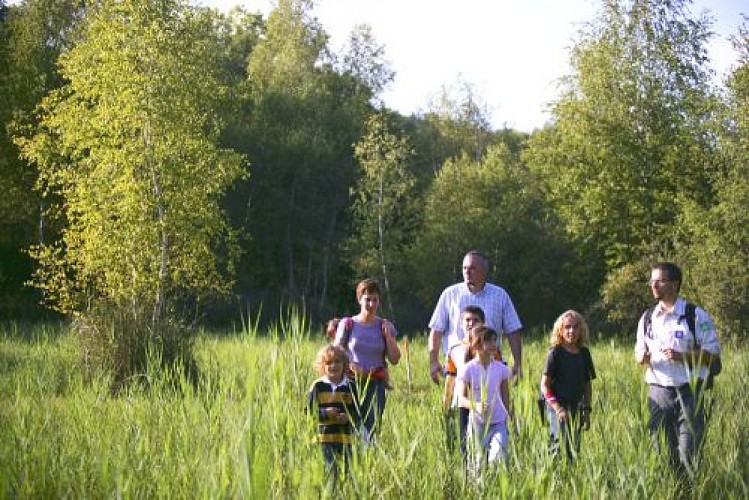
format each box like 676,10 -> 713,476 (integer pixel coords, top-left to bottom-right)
307,376 -> 360,444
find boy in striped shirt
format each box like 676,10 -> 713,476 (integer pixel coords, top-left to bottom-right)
307,344 -> 361,480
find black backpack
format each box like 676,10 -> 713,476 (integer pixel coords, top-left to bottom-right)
642,302 -> 722,387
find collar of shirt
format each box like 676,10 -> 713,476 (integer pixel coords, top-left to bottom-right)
321,375 -> 350,390
654,297 -> 686,318
461,281 -> 487,296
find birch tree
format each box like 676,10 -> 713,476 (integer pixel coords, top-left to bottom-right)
350,111 -> 415,319
15,0 -> 245,338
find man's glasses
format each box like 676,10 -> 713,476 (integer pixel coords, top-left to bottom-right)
649,278 -> 670,286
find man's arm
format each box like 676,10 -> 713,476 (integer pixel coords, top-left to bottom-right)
634,315 -> 651,365
507,329 -> 522,379
428,329 -> 443,384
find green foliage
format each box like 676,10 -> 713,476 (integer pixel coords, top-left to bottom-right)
676,24 -> 749,341
412,145 -> 577,327
2,323 -> 748,497
236,0 -> 370,314
0,0 -> 85,316
348,111 -> 416,319
335,23 -> 395,105
11,0 -> 246,383
600,259 -> 653,330
524,0 -> 728,328
14,0 -> 245,319
526,0 -> 720,271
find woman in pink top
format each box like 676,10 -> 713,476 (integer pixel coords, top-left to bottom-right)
455,326 -> 513,471
334,278 -> 400,443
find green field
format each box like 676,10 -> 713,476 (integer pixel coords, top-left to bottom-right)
1,321 -> 747,498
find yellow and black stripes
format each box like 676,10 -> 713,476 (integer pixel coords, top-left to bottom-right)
307,378 -> 360,445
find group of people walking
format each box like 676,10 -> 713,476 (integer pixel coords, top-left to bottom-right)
307,251 -> 722,485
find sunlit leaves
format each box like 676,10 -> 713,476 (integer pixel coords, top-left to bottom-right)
15,0 -> 246,318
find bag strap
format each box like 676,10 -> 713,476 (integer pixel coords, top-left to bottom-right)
679,302 -> 697,347
340,317 -> 354,350
642,305 -> 656,351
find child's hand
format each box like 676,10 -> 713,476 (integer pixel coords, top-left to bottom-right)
326,408 -> 349,424
581,409 -> 591,430
555,407 -> 568,423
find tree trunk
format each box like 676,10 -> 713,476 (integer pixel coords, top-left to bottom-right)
285,177 -> 298,297
377,168 -> 395,320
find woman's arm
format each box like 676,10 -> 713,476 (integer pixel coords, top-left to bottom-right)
382,319 -> 401,365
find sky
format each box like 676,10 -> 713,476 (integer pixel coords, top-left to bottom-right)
207,1 -> 743,131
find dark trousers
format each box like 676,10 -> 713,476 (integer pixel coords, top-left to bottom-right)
648,383 -> 705,476
356,376 -> 386,443
321,442 -> 351,481
445,407 -> 470,460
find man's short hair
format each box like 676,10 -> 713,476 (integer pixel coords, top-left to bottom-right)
462,305 -> 486,323
652,261 -> 683,292
464,250 -> 489,270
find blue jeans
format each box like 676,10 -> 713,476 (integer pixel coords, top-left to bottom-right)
467,420 -> 509,471
546,402 -> 584,461
355,376 -> 386,444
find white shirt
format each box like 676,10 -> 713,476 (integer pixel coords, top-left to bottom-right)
428,282 -> 522,355
635,298 -> 721,386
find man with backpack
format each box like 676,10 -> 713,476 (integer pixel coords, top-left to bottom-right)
635,262 -> 721,478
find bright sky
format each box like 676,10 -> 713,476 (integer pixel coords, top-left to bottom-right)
207,1 -> 744,131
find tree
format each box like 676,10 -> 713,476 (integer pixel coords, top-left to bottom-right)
0,0 -> 85,318
349,111 -> 415,319
677,18 -> 749,340
526,0 -> 720,271
411,144 -> 575,328
239,0 -> 370,318
421,77 -> 494,167
335,23 -> 394,106
14,0 -> 245,377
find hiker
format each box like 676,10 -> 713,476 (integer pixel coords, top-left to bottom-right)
428,250 -> 523,387
635,262 -> 721,477
307,344 -> 360,481
455,326 -> 513,473
540,310 -> 596,461
333,278 -> 400,443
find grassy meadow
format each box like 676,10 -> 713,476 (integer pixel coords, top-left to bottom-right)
1,318 -> 747,499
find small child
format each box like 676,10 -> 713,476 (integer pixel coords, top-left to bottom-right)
455,326 -> 513,472
442,306 -> 490,457
540,310 -> 596,461
326,317 -> 393,390
307,344 -> 361,480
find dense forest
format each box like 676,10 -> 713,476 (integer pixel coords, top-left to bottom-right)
0,0 -> 746,346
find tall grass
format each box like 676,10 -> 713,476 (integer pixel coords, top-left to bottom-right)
1,320 -> 747,498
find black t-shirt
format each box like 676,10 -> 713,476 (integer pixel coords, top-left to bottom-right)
543,345 -> 596,407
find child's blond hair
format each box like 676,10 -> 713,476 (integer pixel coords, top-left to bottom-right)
314,344 -> 350,376
550,310 -> 589,347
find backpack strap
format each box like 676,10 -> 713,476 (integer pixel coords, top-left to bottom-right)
340,317 -> 354,350
679,302 -> 697,346
641,305 -> 657,348
643,302 -> 696,343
